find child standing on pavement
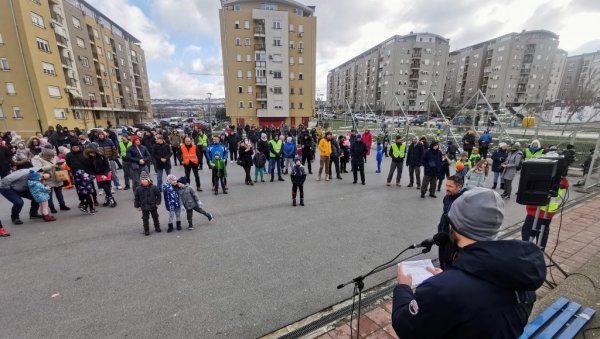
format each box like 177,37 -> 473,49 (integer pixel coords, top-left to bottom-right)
455,152 -> 471,177
27,170 -> 56,222
176,177 -> 213,230
376,141 -> 383,173
162,174 -> 182,232
134,171 -> 162,236
253,149 -> 267,183
74,169 -> 96,214
290,156 -> 307,206
210,151 -> 228,195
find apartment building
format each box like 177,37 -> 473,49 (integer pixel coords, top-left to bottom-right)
219,0 -> 316,128
545,49 -> 567,102
0,0 -> 152,136
557,51 -> 600,100
327,32 -> 450,114
443,30 -> 560,109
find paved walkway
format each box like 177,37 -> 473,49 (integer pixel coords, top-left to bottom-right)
314,193 -> 600,339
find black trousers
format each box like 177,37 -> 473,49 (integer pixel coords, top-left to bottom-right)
243,165 -> 252,184
212,170 -> 226,192
230,147 -> 238,161
98,180 -> 112,198
328,156 -> 340,177
141,208 -> 160,232
301,150 -> 312,173
421,175 -> 437,195
352,163 -> 365,183
408,165 -> 421,186
186,206 -> 211,226
171,146 -> 181,165
184,163 -> 201,188
292,184 -> 304,199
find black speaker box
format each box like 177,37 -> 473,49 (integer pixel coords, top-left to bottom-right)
516,159 -> 557,206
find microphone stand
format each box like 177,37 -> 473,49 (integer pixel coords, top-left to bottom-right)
337,245 -> 433,338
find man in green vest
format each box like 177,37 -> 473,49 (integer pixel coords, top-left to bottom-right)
524,139 -> 544,160
387,135 -> 406,186
268,135 -> 284,182
197,130 -> 209,170
119,134 -> 133,190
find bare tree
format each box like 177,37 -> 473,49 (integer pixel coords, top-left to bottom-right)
561,67 -> 600,135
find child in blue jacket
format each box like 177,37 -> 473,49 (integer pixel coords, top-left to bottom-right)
376,141 -> 383,173
163,174 -> 182,232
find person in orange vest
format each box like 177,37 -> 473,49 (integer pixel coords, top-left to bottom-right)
180,136 -> 202,192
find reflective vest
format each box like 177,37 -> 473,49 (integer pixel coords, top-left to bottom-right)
525,148 -> 543,160
119,141 -> 132,157
180,144 -> 198,165
540,188 -> 566,214
198,134 -> 208,147
456,160 -> 472,170
391,142 -> 406,158
269,139 -> 283,158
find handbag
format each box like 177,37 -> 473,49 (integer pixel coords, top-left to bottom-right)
95,171 -> 113,182
236,159 -> 244,166
54,169 -> 70,182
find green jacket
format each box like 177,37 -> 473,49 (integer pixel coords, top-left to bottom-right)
119,141 -> 132,157
212,158 -> 227,177
198,134 -> 208,148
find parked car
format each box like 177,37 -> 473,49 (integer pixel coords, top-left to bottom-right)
409,115 -> 428,126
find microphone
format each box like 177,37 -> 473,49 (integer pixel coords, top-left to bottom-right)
409,232 -> 450,250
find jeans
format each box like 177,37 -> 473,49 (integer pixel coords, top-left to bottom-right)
109,160 -> 120,187
328,156 -> 340,177
421,175 -> 437,196
183,163 -> 201,189
141,208 -> 160,232
155,167 -> 171,189
269,158 -> 282,178
284,158 -> 295,172
408,165 -> 421,186
352,163 -> 365,183
255,167 -> 265,181
387,161 -> 403,183
48,186 -> 65,209
493,171 -> 503,186
168,208 -> 181,223
522,214 -> 551,249
319,156 -> 330,177
0,188 -> 39,219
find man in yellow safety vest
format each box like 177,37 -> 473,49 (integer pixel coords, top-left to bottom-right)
386,135 -> 406,186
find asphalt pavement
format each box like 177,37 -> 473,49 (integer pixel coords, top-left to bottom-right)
0,151 -> 583,338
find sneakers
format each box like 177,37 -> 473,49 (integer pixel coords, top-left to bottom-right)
11,218 -> 23,225
123,186 -> 131,190
429,194 -> 437,198
316,175 -> 321,181
325,176 -> 330,181
396,183 -> 402,187
196,187 -> 203,192
386,182 -> 392,186
89,209 -> 96,215
0,228 -> 10,237
59,205 -> 71,211
188,225 -> 194,230
50,207 -> 58,214
207,213 -> 214,221
98,191 -> 103,196
278,177 -> 285,182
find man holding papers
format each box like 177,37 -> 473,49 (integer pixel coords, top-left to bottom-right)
392,188 -> 546,339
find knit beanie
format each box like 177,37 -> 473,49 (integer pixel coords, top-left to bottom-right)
41,147 -> 56,159
177,176 -> 188,184
448,187 -> 504,241
167,174 -> 177,182
140,171 -> 150,182
70,140 -> 80,148
87,142 -> 99,150
28,169 -> 41,181
294,155 -> 301,163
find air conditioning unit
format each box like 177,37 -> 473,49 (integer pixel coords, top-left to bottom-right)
298,32 -> 303,37
298,48 -> 303,54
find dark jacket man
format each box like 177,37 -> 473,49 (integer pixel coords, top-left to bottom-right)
422,142 -> 442,177
151,140 -> 173,170
65,143 -> 90,174
406,140 -> 424,166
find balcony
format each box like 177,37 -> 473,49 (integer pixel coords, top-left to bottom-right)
256,108 -> 268,117
256,76 -> 267,85
66,77 -> 77,87
60,56 -> 72,68
409,73 -> 419,80
50,11 -> 63,24
55,34 -> 68,47
131,55 -> 138,64
255,61 -> 266,68
256,93 -> 267,100
254,27 -> 265,36
411,52 -> 421,59
254,44 -> 265,51
410,63 -> 420,69
483,67 -> 491,74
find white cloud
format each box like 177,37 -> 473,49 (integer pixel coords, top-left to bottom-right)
150,68 -> 224,99
183,45 -> 203,55
85,0 -> 175,60
152,0 -> 220,36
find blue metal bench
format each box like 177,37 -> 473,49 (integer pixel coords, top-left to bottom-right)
520,297 -> 596,339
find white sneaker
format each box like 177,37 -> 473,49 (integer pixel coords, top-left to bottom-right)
116,186 -> 123,190
111,189 -> 115,194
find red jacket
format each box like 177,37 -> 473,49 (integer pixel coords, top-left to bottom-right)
361,132 -> 373,155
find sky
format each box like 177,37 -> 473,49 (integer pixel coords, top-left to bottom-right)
85,0 -> 600,100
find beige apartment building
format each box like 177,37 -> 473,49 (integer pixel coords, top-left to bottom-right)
219,0 -> 316,128
0,0 -> 152,136
327,33 -> 450,114
443,30 -> 560,109
557,51 -> 600,101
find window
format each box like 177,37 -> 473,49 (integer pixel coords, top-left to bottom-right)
234,4 -> 240,10
118,44 -> 122,51
97,47 -> 103,55
298,41 -> 304,50
246,54 -> 251,62
298,25 -> 304,33
290,87 -> 294,94
247,70 -> 252,79
0,33 -> 3,45
248,101 -> 253,108
6,82 -> 16,95
273,86 -> 282,94
48,85 -> 61,98
290,102 -> 294,109
42,62 -> 55,75
298,73 -> 303,80
273,38 -> 281,47
245,38 -> 250,46
36,38 -> 50,52
0,107 -> 4,118
298,56 -> 303,64
31,12 -> 44,27
54,108 -> 66,119
273,71 -> 282,79
0,58 -> 9,71
120,58 -> 125,66
80,56 -> 89,67
235,20 -> 240,29
235,37 -> 241,46
290,41 -> 294,49
12,107 -> 22,118
247,86 -> 253,94
290,56 -> 294,65
238,86 -> 243,94
104,35 -> 110,44
299,87 -> 303,95
88,93 -> 96,101
299,102 -> 303,109
236,54 -> 242,62
239,101 -> 244,108
237,70 -> 242,78
76,37 -> 85,48
272,21 -> 281,29
289,72 -> 294,80
289,24 -> 294,32
83,75 -> 93,85
296,9 -> 303,16
72,16 -> 81,29
244,20 -> 250,29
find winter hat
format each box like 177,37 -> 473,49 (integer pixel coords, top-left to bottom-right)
87,142 -> 99,150
448,187 -> 504,241
70,140 -> 80,148
140,171 -> 150,182
177,176 -> 188,184
41,147 -> 56,159
287,136 -> 292,143
167,174 -> 177,182
28,170 -> 41,181
294,155 -> 301,163
131,135 -> 141,143
499,142 -> 507,148
261,133 -> 267,141
512,142 -> 521,150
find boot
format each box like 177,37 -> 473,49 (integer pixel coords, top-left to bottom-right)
176,221 -> 182,231
11,217 -> 23,225
500,183 -> 505,189
278,176 -> 285,181
270,175 -> 274,182
167,223 -> 174,233
103,197 -> 110,207
50,206 -> 58,214
154,225 -> 162,233
109,197 -> 117,208
59,204 -> 71,211
300,198 -> 304,206
43,214 -> 56,222
292,198 -> 297,206
492,183 -> 497,189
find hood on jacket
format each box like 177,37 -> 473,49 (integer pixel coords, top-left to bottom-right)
26,136 -> 41,148
429,141 -> 439,150
452,240 -> 546,291
530,139 -> 541,150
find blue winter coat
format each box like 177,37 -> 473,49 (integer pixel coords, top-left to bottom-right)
491,149 -> 508,173
206,143 -> 228,162
283,142 -> 296,158
421,144 -> 442,177
392,240 -> 546,339
162,182 -> 181,211
376,144 -> 383,162
28,180 -> 50,203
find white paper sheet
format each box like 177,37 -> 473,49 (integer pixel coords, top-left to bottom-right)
399,259 -> 435,287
